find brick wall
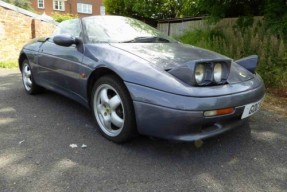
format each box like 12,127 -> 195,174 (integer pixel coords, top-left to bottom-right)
0,1 -> 56,62
32,19 -> 56,38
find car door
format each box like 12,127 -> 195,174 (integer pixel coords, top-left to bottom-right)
37,19 -> 85,101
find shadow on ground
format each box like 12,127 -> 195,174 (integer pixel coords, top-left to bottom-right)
0,70 -> 286,192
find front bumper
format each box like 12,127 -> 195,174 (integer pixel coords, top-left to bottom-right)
133,101 -> 248,141
126,75 -> 265,141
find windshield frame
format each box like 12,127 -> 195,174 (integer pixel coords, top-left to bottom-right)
81,16 -> 177,44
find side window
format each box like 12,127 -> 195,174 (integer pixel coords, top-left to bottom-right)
53,19 -> 81,37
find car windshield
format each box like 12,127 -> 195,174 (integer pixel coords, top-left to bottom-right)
82,16 -> 176,43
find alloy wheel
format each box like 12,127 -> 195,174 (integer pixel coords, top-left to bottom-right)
93,84 -> 125,137
22,63 -> 32,91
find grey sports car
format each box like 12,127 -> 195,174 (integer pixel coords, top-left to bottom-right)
19,16 -> 265,143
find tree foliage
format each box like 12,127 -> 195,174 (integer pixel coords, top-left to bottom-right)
104,0 -> 285,20
198,0 -> 264,19
264,0 -> 287,38
2,0 -> 33,11
104,0 -> 267,20
104,0 -> 200,19
104,0 -> 287,39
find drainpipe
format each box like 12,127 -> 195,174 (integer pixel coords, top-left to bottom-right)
168,21 -> 170,36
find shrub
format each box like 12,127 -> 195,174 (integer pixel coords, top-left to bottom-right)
52,13 -> 78,22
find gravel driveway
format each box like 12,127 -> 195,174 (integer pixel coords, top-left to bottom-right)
0,69 -> 286,192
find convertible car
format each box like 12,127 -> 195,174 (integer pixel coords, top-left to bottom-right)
19,16 -> 265,143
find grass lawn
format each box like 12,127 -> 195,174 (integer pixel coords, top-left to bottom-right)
0,60 -> 18,68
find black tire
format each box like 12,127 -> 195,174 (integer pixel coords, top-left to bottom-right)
21,59 -> 43,95
91,75 -> 137,143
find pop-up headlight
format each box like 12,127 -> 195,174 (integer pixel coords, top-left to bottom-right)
168,59 -> 231,86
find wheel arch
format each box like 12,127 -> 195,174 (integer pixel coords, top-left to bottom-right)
87,67 -> 130,106
18,53 -> 28,72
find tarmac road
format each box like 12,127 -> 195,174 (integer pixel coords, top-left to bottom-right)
0,69 -> 286,192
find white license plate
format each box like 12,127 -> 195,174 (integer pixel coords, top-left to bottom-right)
241,99 -> 263,119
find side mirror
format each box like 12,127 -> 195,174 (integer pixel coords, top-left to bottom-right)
53,34 -> 81,47
235,55 -> 258,73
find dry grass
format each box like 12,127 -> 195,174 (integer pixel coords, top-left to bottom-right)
262,92 -> 287,118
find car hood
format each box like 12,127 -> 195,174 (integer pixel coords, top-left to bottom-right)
84,43 -> 262,97
110,43 -> 229,70
110,42 -> 254,84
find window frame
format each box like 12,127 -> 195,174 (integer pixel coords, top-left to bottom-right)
81,16 -> 176,44
53,0 -> 65,11
38,0 -> 44,9
77,3 -> 92,14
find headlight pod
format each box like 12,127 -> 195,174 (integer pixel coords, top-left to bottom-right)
195,64 -> 205,84
194,61 -> 230,86
213,62 -> 230,85
194,63 -> 213,86
168,59 -> 231,87
213,63 -> 223,83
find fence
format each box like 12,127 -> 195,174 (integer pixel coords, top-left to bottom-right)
157,16 -> 262,36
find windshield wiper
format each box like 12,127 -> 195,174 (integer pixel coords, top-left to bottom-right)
121,36 -> 170,43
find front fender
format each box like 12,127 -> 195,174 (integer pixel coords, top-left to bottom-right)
125,74 -> 265,111
83,44 -> 265,98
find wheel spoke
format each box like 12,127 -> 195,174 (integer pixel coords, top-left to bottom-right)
22,64 -> 33,91
103,115 -> 112,130
109,95 -> 121,110
23,76 -> 27,83
24,66 -> 28,77
26,69 -> 31,77
26,78 -> 32,86
100,88 -> 109,104
111,111 -> 124,128
97,104 -> 105,114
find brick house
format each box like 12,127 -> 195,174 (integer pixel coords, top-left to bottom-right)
31,0 -> 105,17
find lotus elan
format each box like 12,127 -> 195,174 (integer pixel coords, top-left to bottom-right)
19,16 -> 265,143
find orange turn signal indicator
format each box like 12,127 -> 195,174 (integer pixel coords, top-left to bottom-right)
204,108 -> 235,117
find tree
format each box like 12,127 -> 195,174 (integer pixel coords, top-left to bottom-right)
104,0 -> 165,19
264,0 -> 287,39
197,0 -> 264,20
104,0 -> 287,38
2,0 -> 33,10
104,0 -> 200,20
104,0 -> 267,20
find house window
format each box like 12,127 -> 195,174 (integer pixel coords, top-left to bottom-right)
38,0 -> 44,9
77,3 -> 92,14
53,0 -> 65,11
100,5 -> 105,15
